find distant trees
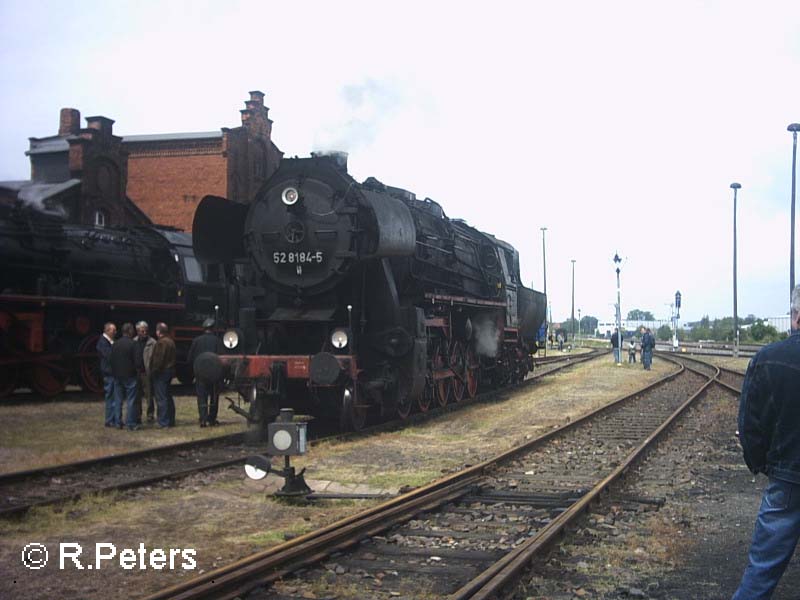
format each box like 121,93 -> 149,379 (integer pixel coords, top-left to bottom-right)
689,315 -> 786,344
656,325 -> 672,341
580,315 -> 598,335
627,309 -> 655,321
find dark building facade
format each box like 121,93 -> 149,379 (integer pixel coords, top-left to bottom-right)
0,109 -> 151,227
0,90 -> 283,231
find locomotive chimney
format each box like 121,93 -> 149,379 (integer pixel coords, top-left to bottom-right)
59,108 -> 81,136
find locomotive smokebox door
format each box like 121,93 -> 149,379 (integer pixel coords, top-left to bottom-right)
267,408 -> 308,456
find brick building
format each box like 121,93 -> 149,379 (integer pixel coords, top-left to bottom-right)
0,109 -> 151,227
123,91 -> 283,231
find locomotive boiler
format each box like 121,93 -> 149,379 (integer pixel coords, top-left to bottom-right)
0,202 -> 231,397
193,152 -> 546,430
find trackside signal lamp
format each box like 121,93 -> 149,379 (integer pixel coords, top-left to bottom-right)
244,408 -> 312,497
675,291 -> 682,319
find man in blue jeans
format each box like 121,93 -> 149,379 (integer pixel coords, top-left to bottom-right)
150,322 -> 176,428
97,322 -> 117,427
733,285 -> 800,599
111,322 -> 140,430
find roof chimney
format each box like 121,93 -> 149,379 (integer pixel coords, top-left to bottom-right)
59,108 -> 81,136
249,90 -> 265,106
85,115 -> 115,137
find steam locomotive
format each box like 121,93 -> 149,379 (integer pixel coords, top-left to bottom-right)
193,152 -> 546,430
0,203 -> 231,398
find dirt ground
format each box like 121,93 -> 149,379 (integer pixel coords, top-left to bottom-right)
0,393 -> 244,473
0,355 -> 675,599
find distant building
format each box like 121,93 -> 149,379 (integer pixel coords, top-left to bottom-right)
0,109 -> 151,227
123,91 -> 283,231
596,319 -> 671,337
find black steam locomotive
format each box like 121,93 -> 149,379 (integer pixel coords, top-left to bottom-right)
193,152 -> 546,430
0,203 -> 231,397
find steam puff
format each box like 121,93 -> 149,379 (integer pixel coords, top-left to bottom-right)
473,314 -> 500,358
314,78 -> 404,154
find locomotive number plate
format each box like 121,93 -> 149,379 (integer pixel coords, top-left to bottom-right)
273,251 -> 324,264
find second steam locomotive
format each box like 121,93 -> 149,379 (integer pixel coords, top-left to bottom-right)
194,152 -> 546,429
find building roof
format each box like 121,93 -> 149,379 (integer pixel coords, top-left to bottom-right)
122,131 -> 222,143
0,178 -> 80,202
26,136 -> 73,155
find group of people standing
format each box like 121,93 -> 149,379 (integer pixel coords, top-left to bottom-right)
96,321 -> 176,430
610,326 -> 655,369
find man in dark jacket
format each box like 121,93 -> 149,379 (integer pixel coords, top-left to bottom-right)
111,322 -> 140,430
640,326 -> 655,370
151,322 -> 177,428
97,322 -> 117,427
187,318 -> 223,427
733,286 -> 800,599
610,328 -> 621,363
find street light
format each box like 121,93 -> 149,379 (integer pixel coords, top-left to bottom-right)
541,227 -> 548,357
731,182 -> 741,358
613,252 -> 623,364
789,123 -> 800,306
674,290 -> 682,351
577,308 -> 582,343
571,259 -> 576,341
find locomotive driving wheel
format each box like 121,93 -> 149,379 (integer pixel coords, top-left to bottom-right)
340,384 -> 368,431
28,359 -> 71,397
417,373 -> 433,413
433,340 -> 451,407
77,334 -> 103,394
449,340 -> 466,403
465,346 -> 479,399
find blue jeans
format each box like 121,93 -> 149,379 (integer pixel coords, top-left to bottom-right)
733,478 -> 800,599
642,350 -> 653,369
613,348 -> 621,363
103,376 -> 118,427
153,369 -> 175,427
115,376 -> 139,429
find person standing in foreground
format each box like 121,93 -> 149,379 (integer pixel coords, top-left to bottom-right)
187,318 -> 223,427
640,326 -> 655,370
97,322 -> 117,427
610,328 -> 621,363
111,323 -> 140,430
733,285 -> 800,599
628,337 -> 637,363
151,322 -> 177,428
134,321 -> 157,424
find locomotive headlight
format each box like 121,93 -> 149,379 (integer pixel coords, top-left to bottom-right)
331,328 -> 349,349
281,186 -> 299,206
223,329 -> 239,349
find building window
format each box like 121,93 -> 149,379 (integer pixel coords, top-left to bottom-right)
94,209 -> 108,227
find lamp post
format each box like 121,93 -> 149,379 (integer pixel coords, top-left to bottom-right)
613,252 -> 623,364
731,182 -> 741,358
674,290 -> 682,351
789,124 -> 800,305
571,259 -> 576,341
577,308 -> 581,344
541,227 -> 548,356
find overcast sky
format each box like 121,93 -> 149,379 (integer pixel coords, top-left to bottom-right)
1,1 -> 799,323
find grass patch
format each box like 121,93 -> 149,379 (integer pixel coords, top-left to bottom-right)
0,393 -> 245,474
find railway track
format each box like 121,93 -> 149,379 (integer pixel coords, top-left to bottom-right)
0,349 -> 605,519
142,354 -> 723,600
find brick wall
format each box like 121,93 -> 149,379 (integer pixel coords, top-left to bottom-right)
126,153 -> 227,231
